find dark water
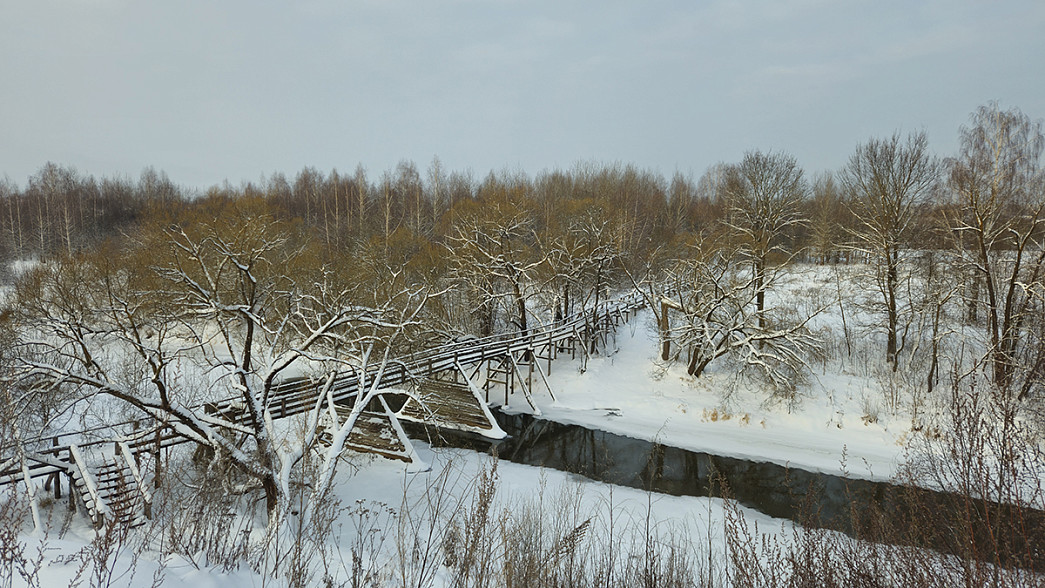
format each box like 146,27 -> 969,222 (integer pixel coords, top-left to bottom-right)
407,411 -> 1045,568
415,412 -> 882,525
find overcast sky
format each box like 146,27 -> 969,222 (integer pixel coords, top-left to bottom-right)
2,1 -> 1043,190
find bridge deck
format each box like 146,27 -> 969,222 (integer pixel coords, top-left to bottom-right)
318,406 -> 416,463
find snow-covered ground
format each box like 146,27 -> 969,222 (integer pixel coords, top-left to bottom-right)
15,443 -> 785,587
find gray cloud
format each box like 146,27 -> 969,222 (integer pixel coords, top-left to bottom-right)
1,0 -> 1042,189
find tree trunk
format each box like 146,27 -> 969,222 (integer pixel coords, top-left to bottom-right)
660,300 -> 671,361
262,467 -> 279,522
513,279 -> 527,333
886,251 -> 899,371
754,257 -> 766,336
978,240 -> 1007,390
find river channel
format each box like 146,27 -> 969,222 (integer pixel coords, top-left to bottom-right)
407,411 -> 1045,568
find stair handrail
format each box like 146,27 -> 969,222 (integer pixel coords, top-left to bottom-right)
69,444 -> 107,523
117,441 -> 153,518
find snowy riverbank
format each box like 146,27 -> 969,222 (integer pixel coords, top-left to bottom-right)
526,309 -> 909,482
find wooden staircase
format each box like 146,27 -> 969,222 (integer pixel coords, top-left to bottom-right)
69,443 -> 152,529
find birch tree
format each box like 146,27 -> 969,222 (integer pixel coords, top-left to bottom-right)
947,103 -> 1045,400
722,151 -> 807,330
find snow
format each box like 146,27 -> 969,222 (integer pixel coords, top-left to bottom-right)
22,534 -> 262,588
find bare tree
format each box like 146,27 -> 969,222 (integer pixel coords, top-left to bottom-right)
394,160 -> 426,236
544,203 -> 622,316
12,204 -> 433,526
722,151 -> 807,330
665,237 -> 821,405
947,103 -> 1045,400
427,156 -> 445,232
447,198 -> 546,336
293,166 -> 324,232
25,163 -> 76,256
807,172 -> 849,265
620,242 -> 675,361
840,131 -> 940,371
0,177 -> 21,260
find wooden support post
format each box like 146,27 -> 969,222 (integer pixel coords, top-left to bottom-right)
531,351 -> 556,402
52,437 -> 61,499
153,429 -> 162,489
527,350 -> 534,391
508,352 -> 541,414
67,447 -> 76,513
484,360 -> 490,402
506,356 -> 513,405
547,332 -> 553,374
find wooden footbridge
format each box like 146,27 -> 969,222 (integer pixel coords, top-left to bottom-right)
0,294 -> 644,528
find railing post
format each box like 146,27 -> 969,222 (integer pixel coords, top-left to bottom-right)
153,428 -> 162,489
484,359 -> 490,403
547,332 -> 553,374
52,436 -> 62,499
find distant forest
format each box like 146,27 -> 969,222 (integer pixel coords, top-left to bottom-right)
0,151 -> 942,271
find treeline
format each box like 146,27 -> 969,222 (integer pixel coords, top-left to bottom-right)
0,154 -> 990,275
0,159 -> 933,267
0,160 -> 691,263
